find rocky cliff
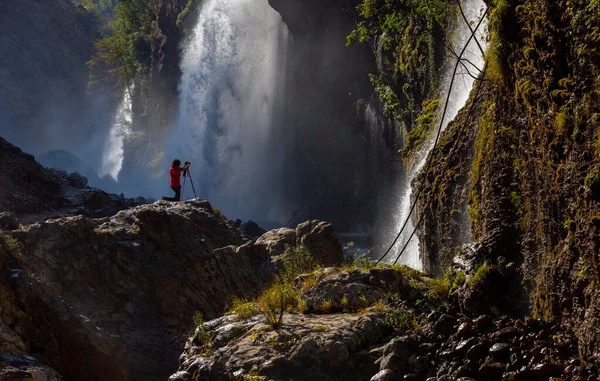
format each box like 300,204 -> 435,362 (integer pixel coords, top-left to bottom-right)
414,0 -> 600,362
169,253 -> 595,381
1,196 -> 346,380
0,137 -> 145,222
0,137 -> 346,380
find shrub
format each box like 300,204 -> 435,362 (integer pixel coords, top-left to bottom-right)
321,299 -> 333,313
282,245 -> 319,281
258,280 -> 298,328
298,299 -> 309,314
193,312 -> 211,346
298,275 -> 318,293
380,296 -> 421,335
428,269 -> 465,299
229,297 -> 260,320
341,296 -> 350,308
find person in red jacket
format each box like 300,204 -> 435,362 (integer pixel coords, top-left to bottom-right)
165,159 -> 191,201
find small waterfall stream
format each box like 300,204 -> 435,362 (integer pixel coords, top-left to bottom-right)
171,0 -> 289,221
383,0 -> 489,269
99,89 -> 132,181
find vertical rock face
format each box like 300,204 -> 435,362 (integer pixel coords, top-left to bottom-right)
415,0 -> 600,360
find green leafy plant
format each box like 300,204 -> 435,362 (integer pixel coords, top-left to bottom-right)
228,297 -> 260,320
321,299 -> 333,313
468,263 -> 495,288
193,312 -> 211,347
341,296 -> 350,308
258,280 -> 298,328
282,245 -> 319,281
380,296 -> 421,335
88,0 -> 155,93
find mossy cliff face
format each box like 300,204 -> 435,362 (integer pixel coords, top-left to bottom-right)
416,0 -> 600,359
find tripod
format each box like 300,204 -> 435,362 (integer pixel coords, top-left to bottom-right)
182,167 -> 198,200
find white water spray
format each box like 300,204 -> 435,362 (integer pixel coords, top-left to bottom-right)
172,0 -> 289,221
99,89 -> 132,181
386,0 -> 489,269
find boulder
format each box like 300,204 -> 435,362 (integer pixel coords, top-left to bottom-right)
240,220 -> 266,238
301,280 -> 384,313
4,200 -> 277,381
255,228 -> 297,257
170,312 -> 385,381
66,171 -> 88,188
296,220 -> 343,266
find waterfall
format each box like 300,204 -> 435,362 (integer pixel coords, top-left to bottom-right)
99,89 -> 131,181
172,0 -> 289,222
385,0 -> 489,269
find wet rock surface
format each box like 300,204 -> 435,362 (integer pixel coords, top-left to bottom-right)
374,314 -> 595,381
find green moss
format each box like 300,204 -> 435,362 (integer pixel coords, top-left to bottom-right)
584,166 -> 600,200
510,191 -> 523,210
0,232 -> 21,255
176,0 -> 198,28
468,263 -> 495,288
402,98 -> 440,161
428,269 -> 465,299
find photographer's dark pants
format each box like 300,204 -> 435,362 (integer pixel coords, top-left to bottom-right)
162,186 -> 181,202
171,185 -> 181,201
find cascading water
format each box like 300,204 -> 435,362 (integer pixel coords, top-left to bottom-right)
98,89 -> 132,181
172,0 -> 289,222
384,0 -> 489,269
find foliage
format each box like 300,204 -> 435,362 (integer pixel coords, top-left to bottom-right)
281,245 -> 320,281
348,0 -> 451,128
321,299 -> 333,313
258,280 -> 298,328
379,295 -> 421,335
391,264 -> 423,281
193,312 -> 211,346
297,275 -> 318,293
72,0 -> 114,14
468,263 -> 495,288
401,97 -> 440,161
0,233 -> 21,255
347,0 -> 451,49
369,74 -> 402,120
176,0 -> 198,29
298,299 -> 308,314
228,247 -> 319,326
228,297 -> 260,320
427,269 -> 465,299
88,0 -> 155,92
